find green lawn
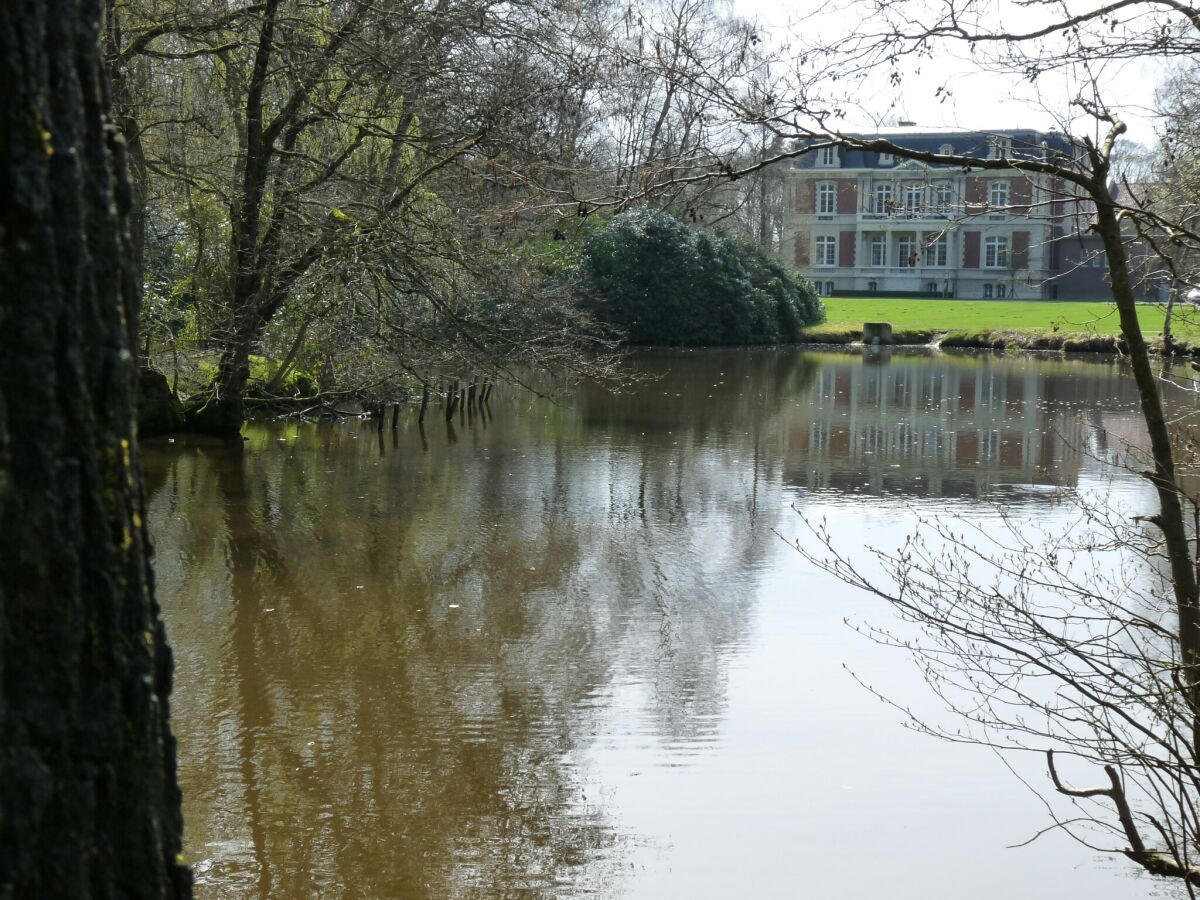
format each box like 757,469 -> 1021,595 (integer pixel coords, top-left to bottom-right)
807,297 -> 1197,341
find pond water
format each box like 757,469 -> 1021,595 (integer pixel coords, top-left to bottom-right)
144,348 -> 1189,899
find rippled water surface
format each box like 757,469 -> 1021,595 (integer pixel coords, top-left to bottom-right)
144,348 -> 1191,898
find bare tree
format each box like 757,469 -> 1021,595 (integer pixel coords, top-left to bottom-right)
109,0 -> 628,432
635,0 -> 1200,889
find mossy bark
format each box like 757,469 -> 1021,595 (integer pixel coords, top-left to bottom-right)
0,0 -> 192,895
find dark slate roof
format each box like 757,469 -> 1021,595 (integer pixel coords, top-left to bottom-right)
791,128 -> 1078,169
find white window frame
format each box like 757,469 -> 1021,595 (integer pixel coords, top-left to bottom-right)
926,234 -> 948,267
870,235 -> 887,267
824,281 -> 835,295
817,182 -> 837,214
879,152 -> 894,165
816,146 -> 838,168
988,181 -> 1009,209
984,235 -> 1010,268
996,282 -> 1008,298
989,137 -> 1012,160
897,234 -> 917,268
933,183 -> 953,213
903,184 -> 923,216
939,143 -> 954,156
984,283 -> 994,298
873,183 -> 893,214
815,235 -> 837,267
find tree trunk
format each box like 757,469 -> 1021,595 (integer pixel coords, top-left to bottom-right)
1095,188 -> 1200,758
264,317 -> 310,395
0,0 -> 192,895
1163,287 -> 1177,354
184,322 -> 257,434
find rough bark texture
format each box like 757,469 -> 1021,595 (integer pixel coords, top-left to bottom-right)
0,0 -> 193,895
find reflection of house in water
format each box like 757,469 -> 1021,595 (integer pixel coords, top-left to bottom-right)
787,355 -> 1141,499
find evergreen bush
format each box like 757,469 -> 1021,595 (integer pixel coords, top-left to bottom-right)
581,208 -> 823,345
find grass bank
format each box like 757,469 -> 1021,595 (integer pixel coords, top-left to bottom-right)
803,297 -> 1199,352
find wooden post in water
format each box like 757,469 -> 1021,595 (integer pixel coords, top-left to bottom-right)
418,385 -> 430,424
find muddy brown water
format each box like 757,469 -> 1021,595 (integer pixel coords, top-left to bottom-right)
144,348 -> 1186,899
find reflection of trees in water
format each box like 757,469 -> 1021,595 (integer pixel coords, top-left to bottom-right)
140,350 -> 1184,897
578,347 -> 820,441
143,404 -> 783,897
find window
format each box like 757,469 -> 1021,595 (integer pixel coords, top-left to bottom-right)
996,283 -> 1008,298
933,183 -> 953,213
879,152 -> 894,165
815,235 -> 837,266
867,280 -> 878,292
988,181 -> 1009,209
928,281 -> 940,294
870,235 -> 887,267
873,183 -> 893,214
897,234 -> 917,268
817,182 -> 836,214
984,283 -> 994,298
984,235 -> 1010,268
816,146 -> 838,167
904,184 -> 923,216
824,281 -> 835,295
939,143 -> 954,156
926,234 -> 947,267
989,137 -> 1012,160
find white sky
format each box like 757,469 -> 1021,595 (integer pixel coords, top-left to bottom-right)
732,0 -> 1166,146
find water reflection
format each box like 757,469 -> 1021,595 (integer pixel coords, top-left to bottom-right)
144,348 -> 1182,899
786,351 -> 1142,499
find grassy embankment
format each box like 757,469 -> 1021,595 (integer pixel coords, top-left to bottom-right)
804,297 -> 1200,352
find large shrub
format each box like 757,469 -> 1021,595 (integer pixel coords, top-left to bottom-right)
581,208 -> 823,345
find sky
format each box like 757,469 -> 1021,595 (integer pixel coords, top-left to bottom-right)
732,0 -> 1167,146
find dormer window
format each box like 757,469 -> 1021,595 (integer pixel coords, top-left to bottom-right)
939,143 -> 954,156
816,146 -> 839,167
879,152 -> 894,165
989,137 -> 1012,160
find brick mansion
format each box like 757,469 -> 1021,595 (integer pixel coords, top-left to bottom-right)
783,128 -> 1117,300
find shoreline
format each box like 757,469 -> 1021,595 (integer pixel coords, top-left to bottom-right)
794,327 -> 1196,356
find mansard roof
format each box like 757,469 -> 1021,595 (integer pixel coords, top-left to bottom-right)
791,128 -> 1078,170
